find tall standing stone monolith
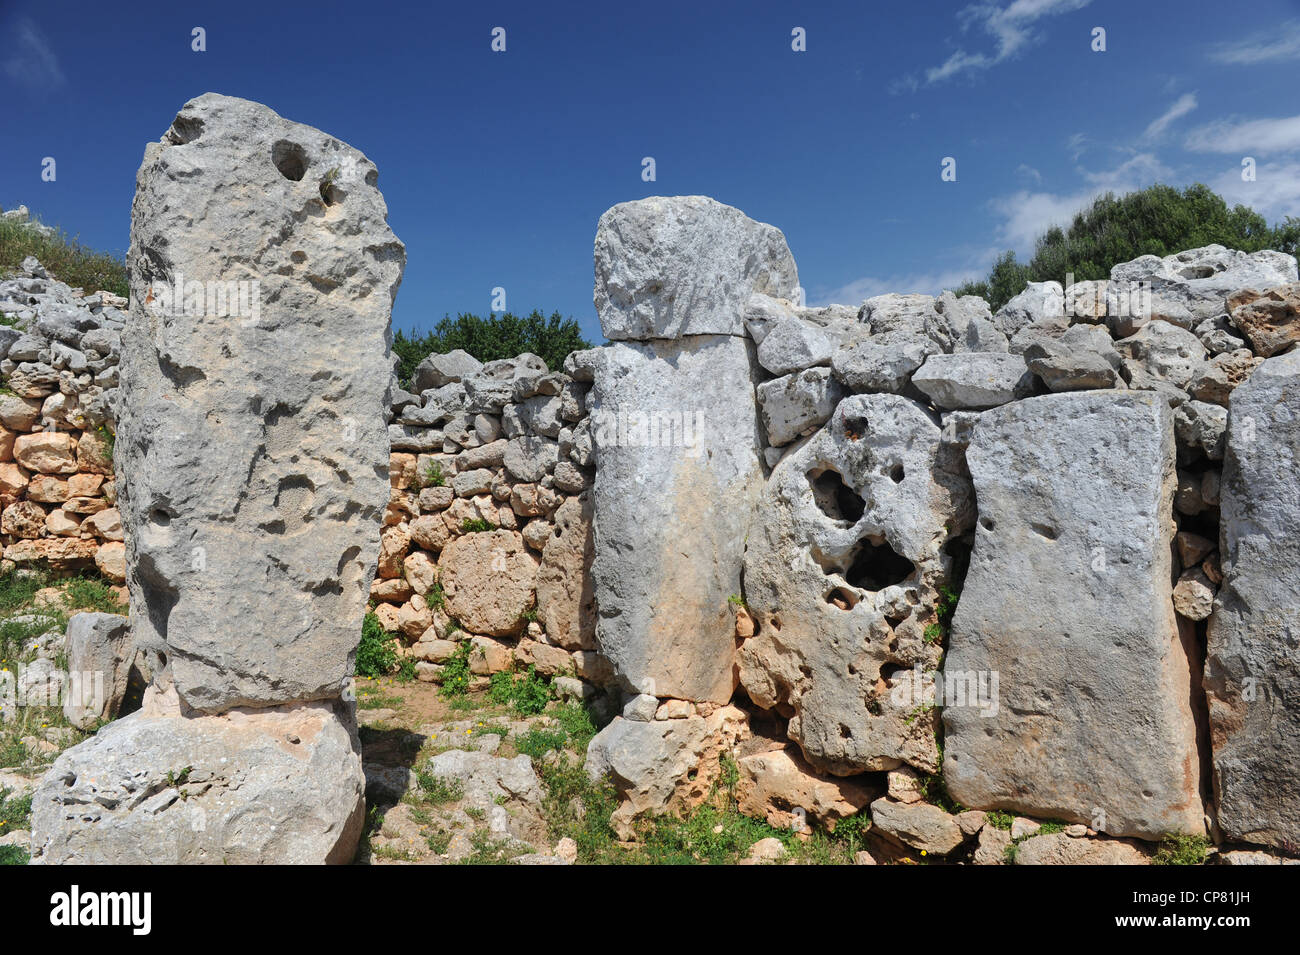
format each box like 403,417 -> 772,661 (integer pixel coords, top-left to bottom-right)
31,93 -> 404,863
587,197 -> 793,703
1205,349 -> 1300,849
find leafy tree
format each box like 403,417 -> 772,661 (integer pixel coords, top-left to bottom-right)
394,310 -> 590,388
956,183 -> 1297,311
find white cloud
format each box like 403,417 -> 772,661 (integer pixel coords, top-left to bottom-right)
989,153 -> 1171,252
1209,19 -> 1300,65
1184,115 -> 1300,154
1016,163 -> 1043,184
816,263 -> 992,306
1210,160 -> 1300,220
899,0 -> 1093,89
1,18 -> 65,89
1140,93 -> 1197,143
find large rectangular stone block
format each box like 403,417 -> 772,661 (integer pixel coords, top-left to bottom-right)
588,336 -> 764,702
1206,350 -> 1300,849
943,391 -> 1204,839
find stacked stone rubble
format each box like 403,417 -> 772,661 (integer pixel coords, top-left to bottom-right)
0,254 -> 124,582
371,346 -> 614,699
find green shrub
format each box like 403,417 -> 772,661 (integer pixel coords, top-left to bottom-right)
355,611 -> 398,678
0,786 -> 32,837
487,666 -> 552,716
956,184 -> 1300,311
415,768 -> 464,805
62,574 -> 127,614
1152,833 -> 1211,866
393,311 -> 590,388
0,845 -> 28,865
438,640 -> 473,697
515,728 -> 567,760
420,462 -> 446,488
460,518 -> 495,534
0,214 -> 129,298
986,810 -> 1014,831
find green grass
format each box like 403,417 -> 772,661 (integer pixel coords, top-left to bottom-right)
1152,833 -> 1211,866
554,701 -> 600,750
460,518 -> 496,534
61,574 -> 127,614
355,611 -> 399,678
515,727 -> 567,760
414,768 -> 465,805
438,640 -> 473,698
487,666 -> 552,716
0,214 -> 129,298
986,810 -> 1014,831
0,845 -> 28,865
0,786 -> 32,837
418,462 -> 446,489
0,569 -> 47,616
426,580 -> 446,612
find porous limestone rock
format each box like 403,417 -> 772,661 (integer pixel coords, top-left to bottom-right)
535,492 -> 596,650
993,281 -> 1064,338
593,196 -> 798,340
911,353 -> 1033,409
31,691 -> 364,864
757,367 -> 843,447
62,612 -> 133,730
587,336 -> 764,702
117,93 -> 404,711
1205,349 -> 1300,850
585,705 -> 748,838
739,393 -> 972,775
439,529 -> 539,638
869,797 -> 967,856
943,391 -> 1204,840
1227,282 -> 1300,357
1013,832 -> 1149,866
755,316 -> 833,375
1109,245 -> 1298,330
735,746 -> 876,831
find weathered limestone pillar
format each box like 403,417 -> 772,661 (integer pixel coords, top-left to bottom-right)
943,391 -> 1204,839
1205,349 -> 1300,849
583,197 -> 793,835
31,94 -> 404,863
587,196 -> 793,703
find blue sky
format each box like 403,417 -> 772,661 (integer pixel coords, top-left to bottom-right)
3,0 -> 1299,346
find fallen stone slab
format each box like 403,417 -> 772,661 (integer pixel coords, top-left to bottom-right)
30,693 -> 364,864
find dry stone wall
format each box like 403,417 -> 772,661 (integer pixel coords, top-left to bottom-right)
371,346 -> 612,699
581,195 -> 1300,862
0,254 -> 124,584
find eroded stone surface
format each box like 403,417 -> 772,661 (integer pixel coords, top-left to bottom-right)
118,93 -> 404,711
1205,349 -> 1300,850
943,391 -> 1204,839
588,336 -> 764,702
739,393 -> 972,775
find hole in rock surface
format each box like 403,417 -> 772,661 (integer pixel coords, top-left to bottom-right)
167,114 -> 205,145
808,467 -> 865,524
844,539 -> 914,591
272,140 -> 309,181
